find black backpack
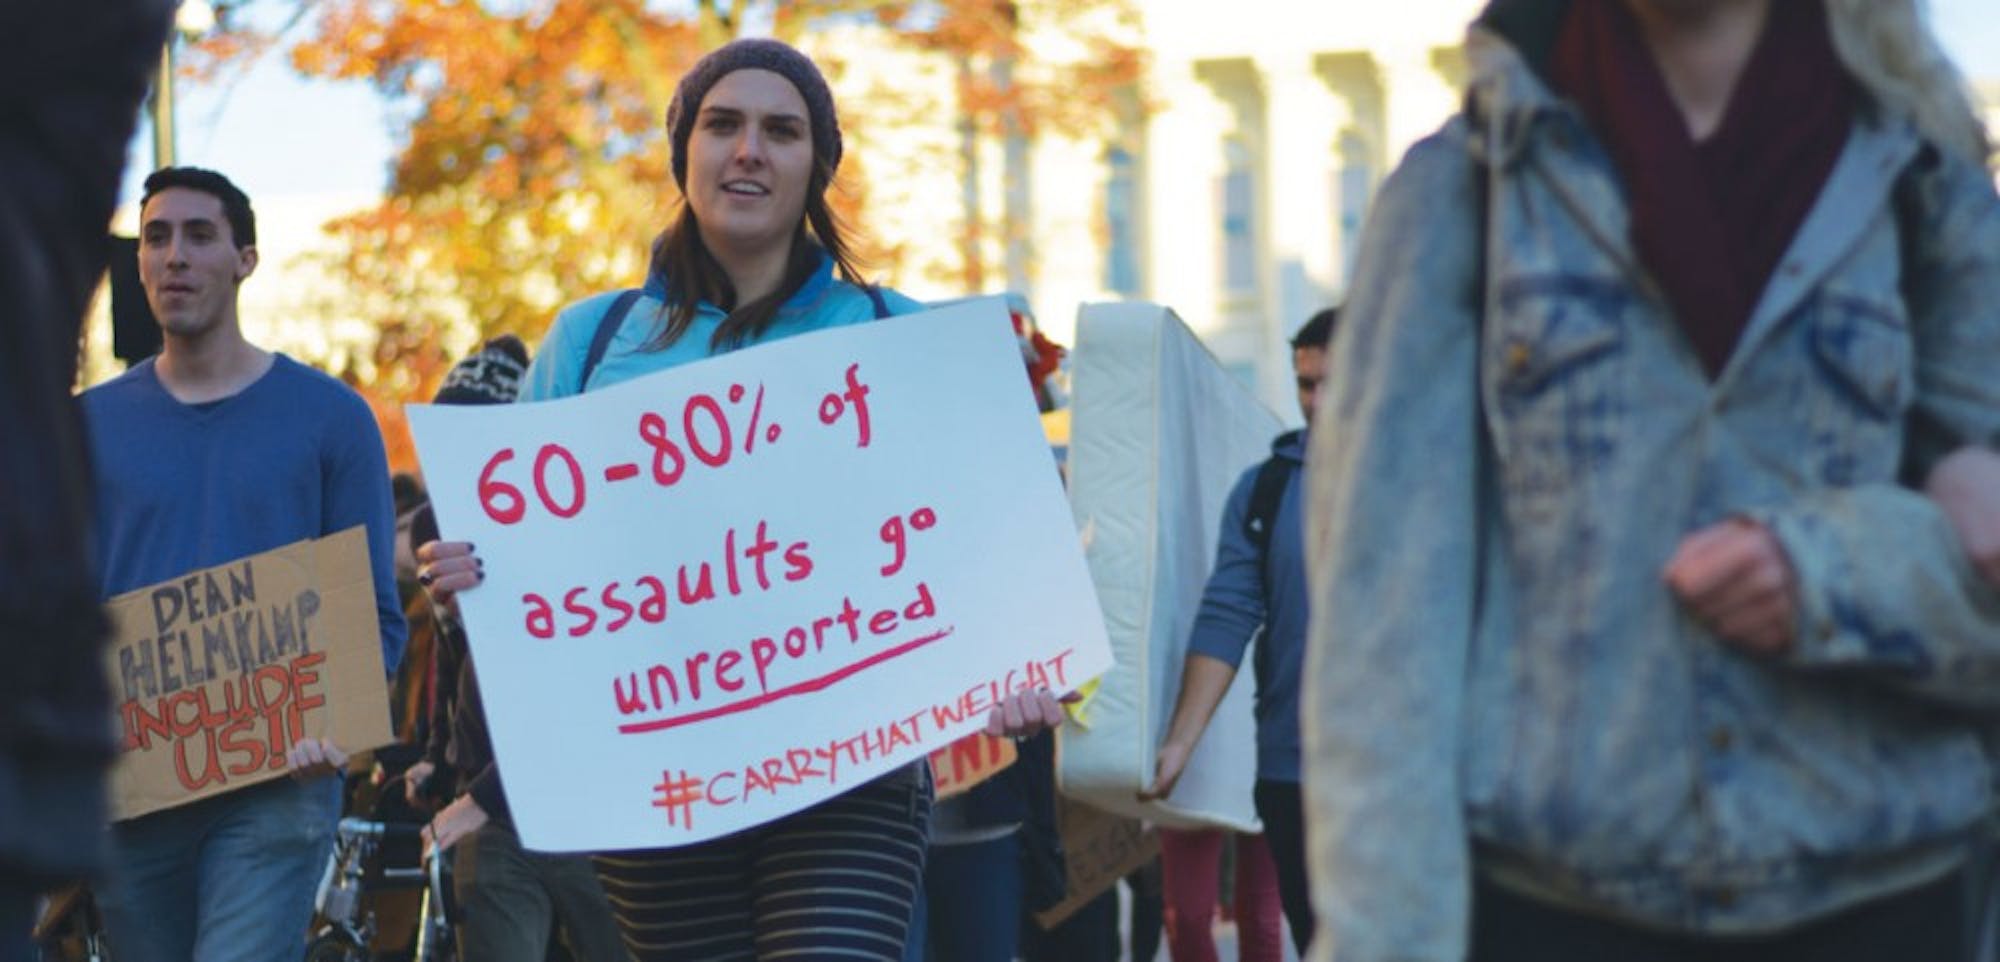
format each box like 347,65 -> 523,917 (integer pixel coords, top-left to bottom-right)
1237,427 -> 1301,690
1242,428 -> 1302,591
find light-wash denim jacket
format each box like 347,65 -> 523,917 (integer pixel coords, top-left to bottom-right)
1301,25 -> 2000,962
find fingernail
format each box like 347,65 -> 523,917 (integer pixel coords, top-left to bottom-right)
476,571 -> 486,582
419,572 -> 434,586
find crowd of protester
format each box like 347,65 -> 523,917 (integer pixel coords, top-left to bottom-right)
8,1 -> 2000,961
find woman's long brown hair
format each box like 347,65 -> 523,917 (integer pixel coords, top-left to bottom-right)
641,153 -> 872,352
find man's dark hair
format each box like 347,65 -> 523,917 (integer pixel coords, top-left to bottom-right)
141,167 -> 256,248
1291,306 -> 1338,350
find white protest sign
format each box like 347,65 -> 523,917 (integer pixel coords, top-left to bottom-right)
407,298 -> 1111,851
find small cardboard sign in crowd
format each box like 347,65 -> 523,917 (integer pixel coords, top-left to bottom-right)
103,526 -> 392,820
930,732 -> 1018,800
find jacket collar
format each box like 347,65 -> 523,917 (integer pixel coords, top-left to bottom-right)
1462,18 -> 1579,168
1473,0 -> 1568,85
1459,15 -> 1926,391
641,247 -> 837,317
1464,27 -> 1644,284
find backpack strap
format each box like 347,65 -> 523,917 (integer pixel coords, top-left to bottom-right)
581,284 -> 885,393
579,289 -> 643,393
1243,429 -> 1303,594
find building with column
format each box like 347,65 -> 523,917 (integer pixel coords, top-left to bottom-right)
829,1 -> 1484,420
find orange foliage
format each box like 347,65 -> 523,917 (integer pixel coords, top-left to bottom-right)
188,0 -> 1143,412
360,388 -> 420,475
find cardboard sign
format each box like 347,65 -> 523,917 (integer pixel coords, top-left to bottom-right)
406,298 -> 1112,851
1031,797 -> 1160,929
104,526 -> 393,820
929,733 -> 1018,801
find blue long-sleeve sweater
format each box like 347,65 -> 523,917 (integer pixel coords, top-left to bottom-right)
83,355 -> 406,677
1185,430 -> 1308,784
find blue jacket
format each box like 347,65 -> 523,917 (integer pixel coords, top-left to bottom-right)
1188,430 -> 1309,783
523,252 -> 923,400
1300,22 -> 2000,962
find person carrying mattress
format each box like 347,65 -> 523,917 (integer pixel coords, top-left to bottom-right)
1140,307 -> 1338,956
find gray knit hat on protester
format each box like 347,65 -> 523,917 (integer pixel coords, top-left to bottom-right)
665,38 -> 842,191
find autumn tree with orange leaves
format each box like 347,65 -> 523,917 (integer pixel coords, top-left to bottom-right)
189,0 -> 1143,469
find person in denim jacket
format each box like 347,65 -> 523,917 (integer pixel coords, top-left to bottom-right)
1301,1 -> 2000,960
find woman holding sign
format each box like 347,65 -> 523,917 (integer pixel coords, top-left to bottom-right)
416,38 -> 1066,961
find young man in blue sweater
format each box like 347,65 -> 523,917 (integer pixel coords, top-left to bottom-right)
81,167 -> 406,962
1141,308 -> 1338,954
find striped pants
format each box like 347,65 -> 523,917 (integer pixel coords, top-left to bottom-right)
595,769 -> 932,961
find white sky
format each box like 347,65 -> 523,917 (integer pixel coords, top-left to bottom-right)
122,0 -> 2000,207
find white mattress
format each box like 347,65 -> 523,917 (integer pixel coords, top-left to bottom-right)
1059,302 -> 1281,832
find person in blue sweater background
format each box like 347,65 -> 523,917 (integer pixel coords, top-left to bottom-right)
81,166 -> 407,962
1140,307 -> 1338,956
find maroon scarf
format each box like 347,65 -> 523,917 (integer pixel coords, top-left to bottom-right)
1550,0 -> 1855,378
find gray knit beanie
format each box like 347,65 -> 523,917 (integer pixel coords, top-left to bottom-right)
666,38 -> 841,191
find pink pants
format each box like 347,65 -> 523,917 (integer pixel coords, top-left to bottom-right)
1157,826 -> 1283,962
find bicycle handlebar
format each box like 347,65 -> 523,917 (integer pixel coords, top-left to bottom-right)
335,817 -> 423,843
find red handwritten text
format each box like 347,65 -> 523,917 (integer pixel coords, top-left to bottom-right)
645,648 -> 1079,830
520,520 -> 813,640
816,364 -> 873,448
475,366 -> 876,526
613,581 -> 943,732
117,651 -> 329,792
